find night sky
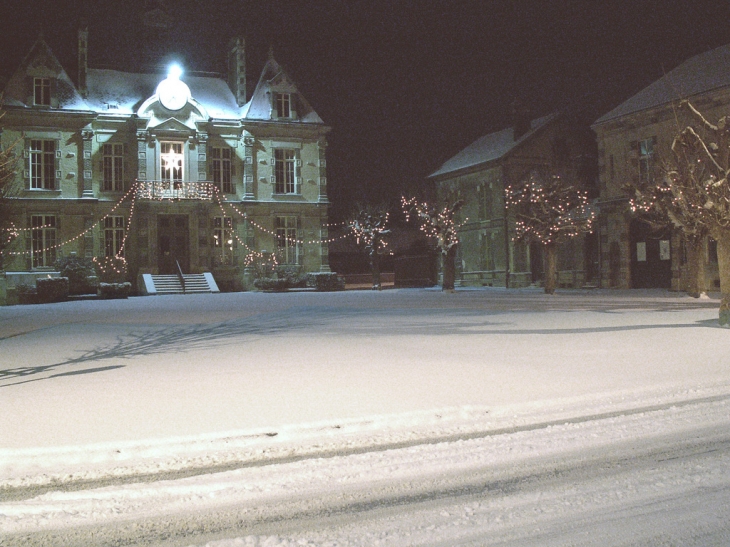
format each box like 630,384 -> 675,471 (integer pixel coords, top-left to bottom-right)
2,0 -> 730,220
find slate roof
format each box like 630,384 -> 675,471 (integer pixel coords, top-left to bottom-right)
594,43 -> 730,126
2,37 -> 88,111
243,56 -> 324,124
428,113 -> 559,179
2,36 -> 325,125
85,69 -> 243,119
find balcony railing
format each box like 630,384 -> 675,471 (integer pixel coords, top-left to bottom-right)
136,180 -> 215,200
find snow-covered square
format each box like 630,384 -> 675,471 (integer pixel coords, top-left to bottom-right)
1,288 -> 729,546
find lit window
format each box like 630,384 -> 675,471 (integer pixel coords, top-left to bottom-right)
104,216 -> 125,258
276,216 -> 300,264
31,215 -> 56,268
160,142 -> 184,188
638,138 -> 655,182
34,78 -> 51,106
274,149 -> 297,194
211,147 -> 233,194
102,143 -> 124,192
30,139 -> 56,190
275,93 -> 291,118
213,216 -> 233,265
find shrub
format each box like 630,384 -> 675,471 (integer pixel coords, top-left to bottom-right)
307,272 -> 345,291
55,255 -> 97,295
253,278 -> 290,292
16,283 -> 38,305
36,277 -> 69,303
277,266 -> 308,289
98,282 -> 131,299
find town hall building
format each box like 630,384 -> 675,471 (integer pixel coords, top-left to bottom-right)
0,28 -> 331,293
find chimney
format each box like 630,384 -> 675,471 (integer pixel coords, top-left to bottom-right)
511,100 -> 531,141
228,37 -> 246,107
78,26 -> 88,98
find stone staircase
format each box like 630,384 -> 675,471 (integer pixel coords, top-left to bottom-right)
139,273 -> 220,295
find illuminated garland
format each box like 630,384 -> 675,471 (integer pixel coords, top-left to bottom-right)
216,189 -> 353,245
1,180 -> 352,266
2,183 -> 138,258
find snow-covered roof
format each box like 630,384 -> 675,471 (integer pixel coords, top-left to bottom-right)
2,37 -> 89,111
428,113 -> 559,179
86,69 -> 244,119
244,56 -> 324,124
2,37 -> 325,125
594,43 -> 730,126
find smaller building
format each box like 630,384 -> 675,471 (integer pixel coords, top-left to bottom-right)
428,111 -> 598,289
592,44 -> 730,291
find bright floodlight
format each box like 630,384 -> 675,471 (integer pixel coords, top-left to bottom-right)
168,64 -> 183,80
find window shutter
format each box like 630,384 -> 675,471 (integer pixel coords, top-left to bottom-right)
55,144 -> 61,187
295,150 -> 302,192
23,141 -> 30,179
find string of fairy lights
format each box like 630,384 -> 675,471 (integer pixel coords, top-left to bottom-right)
401,196 -> 465,252
504,174 -> 596,245
0,180 -> 355,270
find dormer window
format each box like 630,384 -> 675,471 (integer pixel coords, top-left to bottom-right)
275,93 -> 291,118
34,77 -> 51,106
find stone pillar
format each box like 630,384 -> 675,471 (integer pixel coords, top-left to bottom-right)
242,132 -> 255,201
318,138 -> 328,204
137,130 -> 149,182
320,217 -> 331,272
81,129 -> 94,199
197,132 -> 208,188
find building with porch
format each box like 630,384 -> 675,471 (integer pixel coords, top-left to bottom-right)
0,29 -> 331,293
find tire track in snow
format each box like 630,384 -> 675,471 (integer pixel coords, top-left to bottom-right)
3,390 -> 730,501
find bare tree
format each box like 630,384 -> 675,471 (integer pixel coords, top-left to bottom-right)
660,101 -> 730,324
402,196 -> 464,291
348,205 -> 392,290
0,105 -> 20,270
505,169 -> 595,294
626,123 -> 711,298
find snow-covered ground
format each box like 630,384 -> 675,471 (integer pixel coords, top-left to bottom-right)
1,287 -> 729,546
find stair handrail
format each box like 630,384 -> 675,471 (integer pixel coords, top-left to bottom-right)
175,259 -> 186,293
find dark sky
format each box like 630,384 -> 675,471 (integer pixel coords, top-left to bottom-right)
3,0 -> 730,219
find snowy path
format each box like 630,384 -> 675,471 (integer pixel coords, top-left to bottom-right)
2,391 -> 730,546
1,288 -> 730,545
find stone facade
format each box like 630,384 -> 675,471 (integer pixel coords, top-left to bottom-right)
0,31 -> 331,292
428,113 -> 598,289
592,45 -> 730,291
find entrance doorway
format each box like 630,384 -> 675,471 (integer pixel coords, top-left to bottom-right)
629,219 -> 671,288
158,215 -> 189,274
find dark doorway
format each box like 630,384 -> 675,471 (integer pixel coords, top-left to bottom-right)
158,215 -> 189,274
629,219 -> 671,288
584,231 -> 599,283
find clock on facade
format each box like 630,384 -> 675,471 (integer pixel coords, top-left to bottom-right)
156,66 -> 190,111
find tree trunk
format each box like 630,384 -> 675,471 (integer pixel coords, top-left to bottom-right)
370,250 -> 381,290
442,246 -> 457,291
544,243 -> 557,295
716,232 -> 730,325
684,234 -> 706,298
